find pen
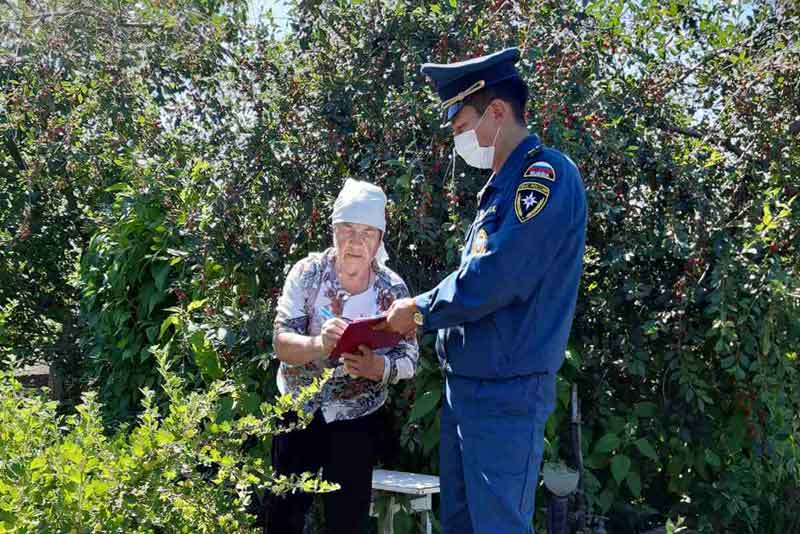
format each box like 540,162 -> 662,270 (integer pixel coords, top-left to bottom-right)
319,306 -> 352,323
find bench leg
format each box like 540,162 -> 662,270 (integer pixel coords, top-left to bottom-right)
381,495 -> 395,534
421,510 -> 432,534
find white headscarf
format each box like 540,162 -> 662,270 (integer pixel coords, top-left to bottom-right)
332,178 -> 390,266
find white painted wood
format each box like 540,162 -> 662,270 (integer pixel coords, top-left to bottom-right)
370,470 -> 440,534
372,469 -> 440,495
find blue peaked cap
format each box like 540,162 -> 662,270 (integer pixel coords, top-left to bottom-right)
420,47 -> 522,124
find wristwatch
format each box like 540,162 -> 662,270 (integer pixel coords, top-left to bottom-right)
413,310 -> 424,327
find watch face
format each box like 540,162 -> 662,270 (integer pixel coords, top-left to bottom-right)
414,312 -> 424,326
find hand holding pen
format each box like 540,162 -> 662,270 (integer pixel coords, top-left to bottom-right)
318,306 -> 350,357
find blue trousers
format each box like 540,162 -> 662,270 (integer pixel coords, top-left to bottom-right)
440,373 -> 555,534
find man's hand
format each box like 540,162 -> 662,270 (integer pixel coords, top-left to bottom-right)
318,318 -> 349,357
374,297 -> 418,336
342,345 -> 385,382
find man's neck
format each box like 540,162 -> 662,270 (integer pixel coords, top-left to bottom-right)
491,123 -> 530,174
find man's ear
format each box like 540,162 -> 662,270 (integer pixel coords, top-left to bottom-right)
488,98 -> 507,123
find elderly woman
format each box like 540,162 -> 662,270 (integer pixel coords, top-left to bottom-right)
266,179 -> 419,534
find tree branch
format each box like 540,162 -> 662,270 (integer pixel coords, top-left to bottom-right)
2,132 -> 26,171
17,8 -> 160,30
21,9 -> 87,21
659,123 -> 747,159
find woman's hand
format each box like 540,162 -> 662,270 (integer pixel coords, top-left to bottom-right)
342,345 -> 385,382
319,318 -> 349,357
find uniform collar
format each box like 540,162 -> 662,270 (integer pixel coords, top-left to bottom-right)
498,134 -> 541,181
481,134 -> 542,196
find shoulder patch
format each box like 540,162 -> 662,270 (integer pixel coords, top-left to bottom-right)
523,161 -> 556,182
514,181 -> 550,223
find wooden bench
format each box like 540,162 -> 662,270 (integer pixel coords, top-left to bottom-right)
370,469 -> 440,534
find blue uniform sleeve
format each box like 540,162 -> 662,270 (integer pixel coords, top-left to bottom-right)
415,164 -> 580,331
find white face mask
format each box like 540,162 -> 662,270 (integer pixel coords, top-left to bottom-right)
453,108 -> 501,169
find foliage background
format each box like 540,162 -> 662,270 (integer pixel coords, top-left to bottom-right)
1,0 -> 799,532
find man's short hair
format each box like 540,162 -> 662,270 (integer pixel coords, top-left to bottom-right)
463,78 -> 528,125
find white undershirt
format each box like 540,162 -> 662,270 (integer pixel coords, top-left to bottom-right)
340,286 -> 379,321
314,275 -> 389,384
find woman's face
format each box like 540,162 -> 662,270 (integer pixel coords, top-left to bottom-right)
333,222 -> 381,273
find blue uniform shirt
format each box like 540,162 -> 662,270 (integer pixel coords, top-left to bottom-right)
415,134 -> 587,379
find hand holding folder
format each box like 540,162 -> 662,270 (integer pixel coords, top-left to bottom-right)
329,315 -> 402,359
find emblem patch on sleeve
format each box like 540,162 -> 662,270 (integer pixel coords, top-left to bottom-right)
471,228 -> 489,254
514,182 -> 550,223
523,161 -> 556,182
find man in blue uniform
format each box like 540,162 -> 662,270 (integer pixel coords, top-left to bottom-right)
379,48 -> 587,533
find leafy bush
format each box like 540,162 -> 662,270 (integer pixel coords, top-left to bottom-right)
0,351 -> 335,532
80,184 -> 183,418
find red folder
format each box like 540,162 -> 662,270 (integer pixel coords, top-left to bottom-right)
329,316 -> 402,359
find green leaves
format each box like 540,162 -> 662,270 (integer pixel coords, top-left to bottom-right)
159,315 -> 181,339
633,402 -> 658,418
155,429 -> 176,445
704,449 -> 721,470
594,433 -> 621,454
611,454 -> 631,483
408,387 -> 441,422
151,263 -> 171,293
626,468 -> 642,498
104,183 -> 133,193
421,413 -> 441,455
0,346 -> 330,531
186,299 -> 207,312
634,438 -> 659,462
79,183 -> 182,419
188,330 -> 223,381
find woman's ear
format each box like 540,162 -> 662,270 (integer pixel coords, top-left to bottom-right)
371,236 -> 382,259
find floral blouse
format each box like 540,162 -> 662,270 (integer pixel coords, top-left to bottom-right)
273,248 -> 419,423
